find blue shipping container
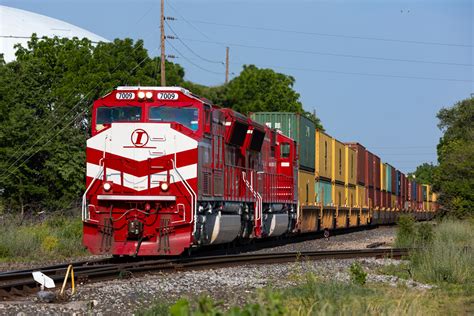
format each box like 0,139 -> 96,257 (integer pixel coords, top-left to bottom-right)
315,180 -> 332,205
396,171 -> 401,196
385,164 -> 392,193
411,181 -> 417,201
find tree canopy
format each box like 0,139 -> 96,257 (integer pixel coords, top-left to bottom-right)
433,98 -> 474,218
0,36 -> 319,214
408,163 -> 437,184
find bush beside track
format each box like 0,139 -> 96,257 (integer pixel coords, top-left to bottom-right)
0,213 -> 87,262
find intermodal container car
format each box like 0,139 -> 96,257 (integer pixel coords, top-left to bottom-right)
332,138 -> 346,184
345,145 -> 357,186
374,155 -> 381,189
315,130 -> 332,180
346,143 -> 366,186
380,162 -> 386,191
298,170 -> 316,206
315,179 -> 332,205
366,151 -> 374,187
333,183 -> 345,206
251,112 -> 315,171
356,185 -> 367,207
385,164 -> 393,193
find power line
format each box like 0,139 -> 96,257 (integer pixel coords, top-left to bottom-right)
165,21 -> 224,65
181,38 -> 473,67
187,19 -> 474,48
229,61 -> 471,83
166,0 -> 215,41
166,39 -> 224,76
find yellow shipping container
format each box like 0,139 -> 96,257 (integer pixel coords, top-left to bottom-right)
391,194 -> 397,209
345,146 -> 357,186
332,138 -> 346,183
315,130 -> 333,180
333,183 -> 345,206
423,201 -> 430,211
356,185 -> 367,208
345,185 -> 356,207
298,170 -> 315,206
380,162 -> 386,191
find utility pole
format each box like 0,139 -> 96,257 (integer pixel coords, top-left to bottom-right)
225,46 -> 229,84
160,0 -> 166,86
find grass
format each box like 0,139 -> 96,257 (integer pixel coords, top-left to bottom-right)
410,220 -> 473,284
138,274 -> 464,316
0,214 -> 87,261
392,217 -> 473,285
139,218 -> 474,316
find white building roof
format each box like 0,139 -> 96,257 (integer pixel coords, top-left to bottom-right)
0,5 -> 108,62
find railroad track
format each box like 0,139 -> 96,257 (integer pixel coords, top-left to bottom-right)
0,248 -> 409,300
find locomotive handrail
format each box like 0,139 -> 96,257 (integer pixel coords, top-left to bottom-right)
82,158 -> 104,221
242,171 -> 262,222
170,157 -> 197,233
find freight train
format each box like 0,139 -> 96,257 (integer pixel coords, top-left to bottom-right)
82,86 -> 437,256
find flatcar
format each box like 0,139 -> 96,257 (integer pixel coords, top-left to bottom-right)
82,86 -> 436,256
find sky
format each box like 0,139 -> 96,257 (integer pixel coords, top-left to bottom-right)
2,0 -> 473,173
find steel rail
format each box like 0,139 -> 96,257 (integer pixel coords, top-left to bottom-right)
0,248 -> 409,300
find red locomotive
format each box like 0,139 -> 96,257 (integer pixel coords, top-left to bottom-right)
82,86 -> 437,256
82,87 -> 298,256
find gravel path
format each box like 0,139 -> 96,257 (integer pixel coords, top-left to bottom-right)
0,226 -> 424,315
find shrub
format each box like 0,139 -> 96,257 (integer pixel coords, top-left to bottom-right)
395,215 -> 416,247
349,262 -> 367,286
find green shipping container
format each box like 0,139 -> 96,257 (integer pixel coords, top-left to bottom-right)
385,164 -> 392,193
251,112 -> 315,171
315,179 -> 332,205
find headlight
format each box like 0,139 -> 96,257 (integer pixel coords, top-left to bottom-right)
103,182 -> 112,192
145,91 -> 153,99
160,182 -> 169,191
137,91 -> 145,99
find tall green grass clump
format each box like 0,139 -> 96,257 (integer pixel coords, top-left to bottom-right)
0,215 -> 86,261
394,215 -> 416,247
410,220 -> 473,284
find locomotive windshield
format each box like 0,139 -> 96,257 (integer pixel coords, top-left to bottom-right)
96,106 -> 142,124
149,106 -> 199,131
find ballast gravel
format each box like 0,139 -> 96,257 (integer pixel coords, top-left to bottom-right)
1,226 -> 431,315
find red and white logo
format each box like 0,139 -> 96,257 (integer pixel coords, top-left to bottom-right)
130,129 -> 149,147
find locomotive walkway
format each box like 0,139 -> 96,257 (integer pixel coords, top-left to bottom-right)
0,248 -> 409,300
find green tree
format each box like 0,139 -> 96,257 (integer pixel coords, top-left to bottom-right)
408,162 -> 437,184
434,98 -> 474,218
222,65 -> 304,114
0,35 -> 185,214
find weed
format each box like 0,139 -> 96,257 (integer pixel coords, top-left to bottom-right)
395,215 -> 416,247
0,214 -> 87,261
349,262 -> 367,285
